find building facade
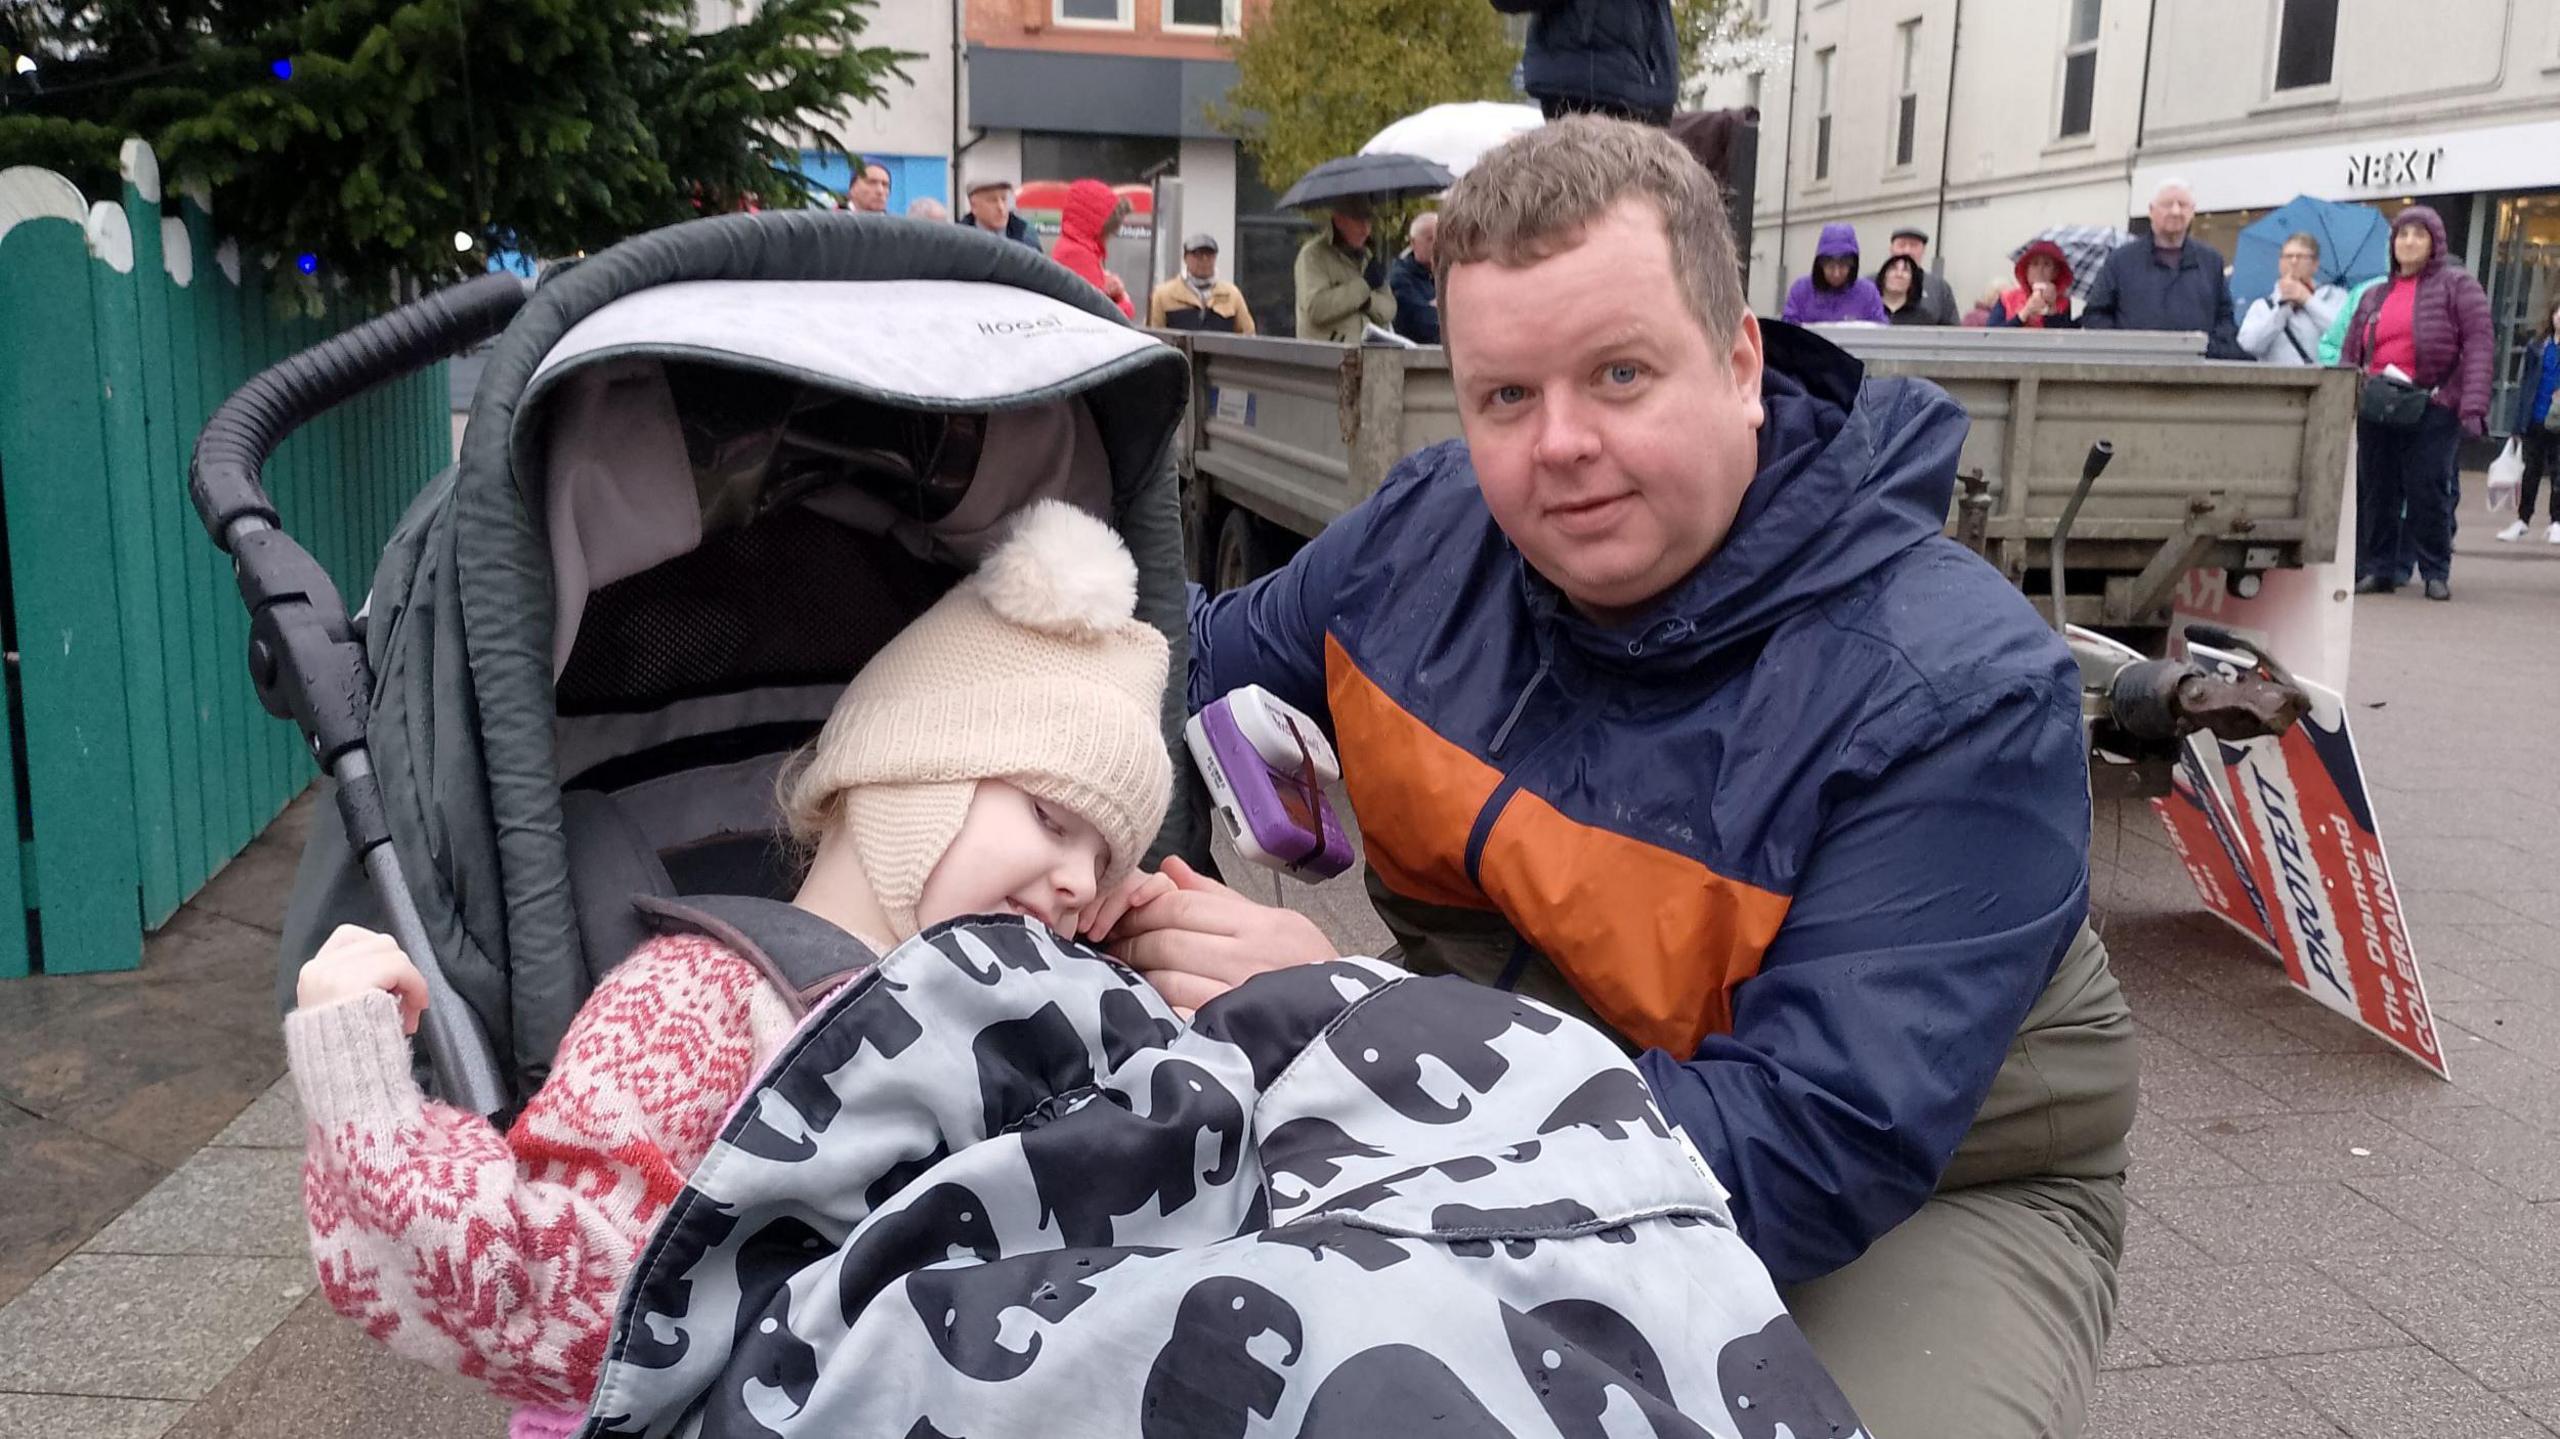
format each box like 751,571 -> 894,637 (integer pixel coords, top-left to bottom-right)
1707,0 -> 2560,424
959,0 -> 1290,328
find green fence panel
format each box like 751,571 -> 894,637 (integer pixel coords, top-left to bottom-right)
0,172 -> 143,974
89,177 -> 183,925
0,146 -> 450,975
117,146 -> 203,920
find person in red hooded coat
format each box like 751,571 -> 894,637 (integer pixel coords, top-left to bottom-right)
1991,240 -> 2079,329
1053,178 -> 1137,320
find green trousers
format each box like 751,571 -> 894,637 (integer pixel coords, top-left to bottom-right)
1785,924 -> 2138,1439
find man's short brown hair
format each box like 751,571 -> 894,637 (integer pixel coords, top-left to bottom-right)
1434,116 -> 1745,348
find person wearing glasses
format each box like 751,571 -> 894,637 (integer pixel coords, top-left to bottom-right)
2238,233 -> 2347,367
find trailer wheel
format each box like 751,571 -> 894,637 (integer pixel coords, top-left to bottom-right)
1214,507 -> 1282,594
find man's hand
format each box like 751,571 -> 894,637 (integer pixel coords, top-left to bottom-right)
2276,276 -> 2313,306
296,924 -> 429,1034
2022,282 -> 2055,320
1105,856 -> 1339,1015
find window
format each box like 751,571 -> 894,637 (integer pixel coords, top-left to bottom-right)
1893,20 -> 1921,169
1054,0 -> 1128,24
1813,47 -> 1834,181
2058,0 -> 2100,139
1745,70 -> 1764,113
2274,0 -> 2337,91
1164,0 -> 1234,29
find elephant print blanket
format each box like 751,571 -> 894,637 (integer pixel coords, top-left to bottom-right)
577,915 -> 1865,1439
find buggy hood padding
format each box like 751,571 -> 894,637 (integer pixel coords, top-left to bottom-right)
529,280 -> 1135,672
578,919 -> 1863,1439
351,212 -> 1197,1105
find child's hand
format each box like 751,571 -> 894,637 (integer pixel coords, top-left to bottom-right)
296,924 -> 430,1035
1080,869 -> 1177,945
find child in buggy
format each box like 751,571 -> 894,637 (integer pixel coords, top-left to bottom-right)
288,498 -> 1177,1416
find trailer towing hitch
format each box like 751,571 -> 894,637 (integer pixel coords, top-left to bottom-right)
2070,623 -> 2310,799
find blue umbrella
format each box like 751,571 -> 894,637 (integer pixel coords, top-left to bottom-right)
2229,195 -> 2391,312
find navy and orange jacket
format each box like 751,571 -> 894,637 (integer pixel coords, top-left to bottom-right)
1189,323 -> 2094,1282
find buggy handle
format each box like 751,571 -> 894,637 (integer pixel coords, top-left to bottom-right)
191,272 -> 527,549
188,271 -> 527,1119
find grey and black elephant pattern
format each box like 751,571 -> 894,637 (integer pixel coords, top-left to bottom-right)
579,916 -> 1865,1439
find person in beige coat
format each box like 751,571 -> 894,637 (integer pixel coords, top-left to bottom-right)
1294,203 -> 1395,342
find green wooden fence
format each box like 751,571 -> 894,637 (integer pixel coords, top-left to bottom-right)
0,140 -> 449,976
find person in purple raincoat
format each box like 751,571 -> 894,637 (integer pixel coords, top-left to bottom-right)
1781,223 -> 1890,325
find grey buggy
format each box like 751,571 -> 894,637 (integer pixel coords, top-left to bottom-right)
190,210 -> 1197,1115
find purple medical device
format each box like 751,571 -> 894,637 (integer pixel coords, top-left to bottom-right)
1185,686 -> 1354,882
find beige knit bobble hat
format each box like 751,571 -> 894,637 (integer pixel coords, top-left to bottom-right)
785,499 -> 1173,937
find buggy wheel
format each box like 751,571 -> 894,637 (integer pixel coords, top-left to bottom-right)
1214,506 -> 1282,594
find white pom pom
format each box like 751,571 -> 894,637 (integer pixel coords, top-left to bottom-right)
973,500 -> 1138,639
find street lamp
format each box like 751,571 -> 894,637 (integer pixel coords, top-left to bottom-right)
13,56 -> 36,75
452,231 -> 475,253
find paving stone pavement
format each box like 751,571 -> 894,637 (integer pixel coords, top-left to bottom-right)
0,531 -> 2552,1438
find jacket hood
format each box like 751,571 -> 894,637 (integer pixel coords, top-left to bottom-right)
2394,205 -> 2449,277
1813,224 -> 1861,289
2012,239 -> 2075,297
1060,179 -> 1118,251
1538,322 -> 1963,671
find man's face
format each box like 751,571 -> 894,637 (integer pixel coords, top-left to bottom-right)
1411,216 -> 1439,266
2279,243 -> 2318,285
1184,248 -> 1218,280
1444,199 -> 1767,626
850,166 -> 891,213
2149,186 -> 2195,244
969,186 -> 1011,230
1890,235 -> 1927,263
1334,212 -> 1372,250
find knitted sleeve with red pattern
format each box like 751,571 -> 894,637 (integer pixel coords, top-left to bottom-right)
286,935 -> 796,1409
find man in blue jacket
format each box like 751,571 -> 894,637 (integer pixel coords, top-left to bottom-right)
1113,118 -> 2136,1437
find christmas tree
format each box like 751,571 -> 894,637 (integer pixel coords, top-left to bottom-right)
0,0 -> 911,294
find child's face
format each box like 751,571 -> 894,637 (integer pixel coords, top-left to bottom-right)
914,780 -> 1110,936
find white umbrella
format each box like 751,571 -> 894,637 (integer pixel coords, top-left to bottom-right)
1358,102 -> 1544,180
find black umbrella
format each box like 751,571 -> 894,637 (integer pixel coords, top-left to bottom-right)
1278,153 -> 1457,211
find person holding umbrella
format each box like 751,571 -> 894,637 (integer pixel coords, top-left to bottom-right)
1297,202 -> 1396,342
1280,154 -> 1450,342
2236,233 -> 2346,366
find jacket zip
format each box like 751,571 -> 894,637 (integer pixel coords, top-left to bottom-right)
1487,659 -> 1550,757
1465,690 -> 1597,888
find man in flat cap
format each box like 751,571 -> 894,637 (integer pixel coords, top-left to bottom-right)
960,160 -> 1045,255
1890,226 -> 1961,327
1148,232 -> 1257,334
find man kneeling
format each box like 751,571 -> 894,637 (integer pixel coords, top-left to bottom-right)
1122,118 -> 2139,1437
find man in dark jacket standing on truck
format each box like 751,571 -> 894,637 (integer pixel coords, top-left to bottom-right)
1494,0 -> 1678,126
1114,118 -> 2136,1439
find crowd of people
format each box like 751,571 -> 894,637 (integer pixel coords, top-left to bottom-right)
1772,180 -> 2513,599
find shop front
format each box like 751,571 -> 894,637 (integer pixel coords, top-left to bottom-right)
2137,115 -> 2560,433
